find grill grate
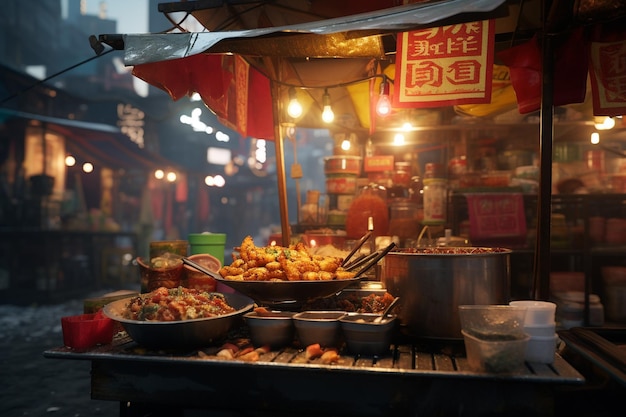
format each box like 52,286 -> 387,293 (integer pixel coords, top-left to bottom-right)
45,334 -> 584,385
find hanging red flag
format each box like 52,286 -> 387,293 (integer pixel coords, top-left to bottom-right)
394,20 -> 495,108
133,54 -> 274,139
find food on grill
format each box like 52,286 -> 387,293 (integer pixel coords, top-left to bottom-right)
219,236 -> 357,281
123,287 -> 236,321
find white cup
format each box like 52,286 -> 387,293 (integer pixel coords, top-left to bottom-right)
525,334 -> 558,363
509,300 -> 556,325
523,323 -> 556,338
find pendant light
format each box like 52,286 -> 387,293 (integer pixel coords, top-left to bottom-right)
376,76 -> 391,117
287,87 -> 303,119
321,89 -> 334,123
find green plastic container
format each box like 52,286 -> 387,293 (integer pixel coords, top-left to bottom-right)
188,233 -> 226,265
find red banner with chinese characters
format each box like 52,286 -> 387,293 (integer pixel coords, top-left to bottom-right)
394,20 -> 495,108
589,38 -> 626,117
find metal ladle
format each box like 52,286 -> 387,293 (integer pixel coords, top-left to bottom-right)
374,296 -> 400,323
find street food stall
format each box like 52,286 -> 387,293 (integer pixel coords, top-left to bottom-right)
44,0 -> 626,415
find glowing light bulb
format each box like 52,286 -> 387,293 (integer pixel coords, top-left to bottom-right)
321,89 -> 334,123
594,116 -> 615,130
376,77 -> 392,117
65,155 -> 76,166
287,87 -> 303,119
591,132 -> 600,144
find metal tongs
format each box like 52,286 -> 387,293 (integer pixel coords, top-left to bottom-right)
341,231 -> 372,267
344,241 -> 396,276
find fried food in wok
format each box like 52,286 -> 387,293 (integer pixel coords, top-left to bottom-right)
219,236 -> 356,282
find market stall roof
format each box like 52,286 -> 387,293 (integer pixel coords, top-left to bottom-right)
109,0 -> 508,66
98,0 -> 510,135
0,108 -> 181,172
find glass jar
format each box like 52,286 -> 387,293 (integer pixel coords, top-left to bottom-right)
422,178 -> 447,225
389,200 -> 421,246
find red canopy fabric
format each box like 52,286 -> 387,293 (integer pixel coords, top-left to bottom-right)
132,54 -> 275,139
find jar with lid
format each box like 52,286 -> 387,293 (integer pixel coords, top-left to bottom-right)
424,162 -> 444,179
389,199 -> 422,247
409,176 -> 423,207
422,178 -> 448,225
392,162 -> 412,188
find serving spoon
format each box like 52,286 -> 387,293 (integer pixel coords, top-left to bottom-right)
374,296 -> 400,323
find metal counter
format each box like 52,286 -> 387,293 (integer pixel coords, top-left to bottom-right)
45,332 -> 584,417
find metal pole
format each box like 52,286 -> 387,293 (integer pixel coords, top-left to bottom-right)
271,81 -> 291,246
533,11 -> 554,300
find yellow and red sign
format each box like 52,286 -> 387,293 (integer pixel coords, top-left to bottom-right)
364,155 -> 395,172
394,20 -> 495,108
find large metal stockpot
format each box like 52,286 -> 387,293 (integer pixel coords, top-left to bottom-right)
380,248 -> 512,340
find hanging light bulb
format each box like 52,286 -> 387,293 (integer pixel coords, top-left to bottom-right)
341,139 -> 351,151
376,76 -> 391,117
287,87 -> 303,119
594,116 -> 615,130
590,132 -> 600,145
322,88 -> 334,123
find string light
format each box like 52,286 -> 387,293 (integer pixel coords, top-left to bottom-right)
376,76 -> 391,117
594,116 -> 615,130
65,155 -> 76,167
287,87 -> 303,119
321,89 -> 334,123
590,132 -> 600,145
280,74 -> 394,122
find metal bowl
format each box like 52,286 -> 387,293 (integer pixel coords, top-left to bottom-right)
244,311 -> 295,348
213,276 -> 362,306
102,292 -> 254,349
340,313 -> 398,356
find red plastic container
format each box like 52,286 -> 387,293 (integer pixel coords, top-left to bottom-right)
61,311 -> 114,350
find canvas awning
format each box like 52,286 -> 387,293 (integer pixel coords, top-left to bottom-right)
99,0 -> 509,136
0,108 -> 180,172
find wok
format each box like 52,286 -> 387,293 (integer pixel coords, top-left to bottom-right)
102,292 -> 254,349
213,276 -> 362,305
183,255 -> 364,306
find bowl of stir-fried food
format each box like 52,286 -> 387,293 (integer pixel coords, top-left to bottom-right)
103,286 -> 254,349
215,236 -> 361,305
